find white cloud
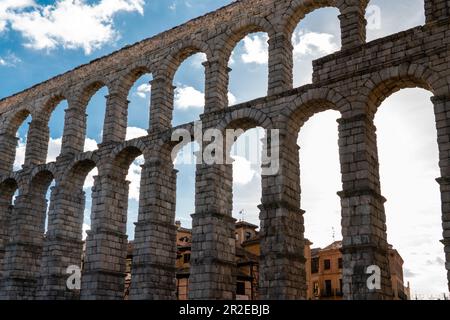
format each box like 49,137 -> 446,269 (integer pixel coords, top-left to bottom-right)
241,34 -> 268,64
83,167 -> 97,190
1,0 -> 145,54
126,155 -> 144,201
174,85 -> 236,109
13,137 -> 26,171
174,85 -> 204,110
46,137 -> 62,163
83,137 -> 99,152
169,3 -> 176,11
135,83 -> 151,98
0,0 -> 35,32
0,52 -> 21,67
126,126 -> 147,140
190,52 -> 207,68
292,30 -> 339,58
228,51 -> 236,65
232,155 -> 256,185
82,223 -> 90,240
228,92 -> 237,105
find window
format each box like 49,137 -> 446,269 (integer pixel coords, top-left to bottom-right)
236,282 -> 246,295
338,258 -> 343,269
245,231 -> 252,241
311,257 -> 319,274
324,280 -> 332,297
313,282 -> 319,297
324,259 -> 331,270
183,254 -> 191,264
338,279 -> 343,296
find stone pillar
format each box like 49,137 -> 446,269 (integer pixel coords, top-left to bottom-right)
425,0 -> 450,23
337,113 -> 392,300
259,132 -> 306,300
0,180 -> 16,281
80,174 -> 129,300
61,101 -> 87,155
24,119 -> 49,167
268,33 -> 293,95
0,133 -> 18,175
102,93 -> 129,144
189,145 -> 236,300
36,185 -> 85,300
0,176 -> 51,300
338,1 -> 367,50
203,59 -> 230,112
129,159 -> 178,300
432,94 -> 450,291
149,77 -> 174,132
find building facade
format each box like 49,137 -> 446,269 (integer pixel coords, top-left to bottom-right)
124,221 -> 411,300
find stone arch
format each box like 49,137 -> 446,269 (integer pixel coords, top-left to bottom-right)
284,87 -> 347,134
217,107 -> 274,132
110,144 -> 146,179
0,107 -> 33,173
63,152 -> 99,186
159,39 -> 212,81
30,169 -> 54,188
40,93 -> 68,120
30,164 -> 57,187
113,63 -> 153,97
281,0 -> 340,38
3,107 -> 32,136
217,16 -> 276,66
363,63 -> 443,116
76,79 -> 110,108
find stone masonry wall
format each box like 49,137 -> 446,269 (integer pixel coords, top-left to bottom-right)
0,0 -> 449,300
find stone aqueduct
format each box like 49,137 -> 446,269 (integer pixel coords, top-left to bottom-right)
0,0 -> 449,300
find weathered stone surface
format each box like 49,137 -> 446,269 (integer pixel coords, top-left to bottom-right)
0,0 -> 449,300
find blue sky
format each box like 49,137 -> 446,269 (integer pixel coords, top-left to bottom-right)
1,0 -> 447,297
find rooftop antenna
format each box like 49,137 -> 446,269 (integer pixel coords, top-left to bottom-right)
332,227 -> 335,242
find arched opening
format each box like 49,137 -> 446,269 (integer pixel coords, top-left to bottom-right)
36,159 -> 97,299
12,111 -> 31,171
297,110 -> 342,300
84,85 -> 108,151
228,31 -> 268,104
29,170 -> 55,287
230,126 -> 264,300
366,0 -> 425,42
173,141 -> 198,300
291,8 -> 341,87
126,71 -> 153,140
375,88 -> 446,299
172,53 -> 206,127
123,152 -> 143,299
47,99 -> 68,162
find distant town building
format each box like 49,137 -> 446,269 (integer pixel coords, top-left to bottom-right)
123,221 -> 411,300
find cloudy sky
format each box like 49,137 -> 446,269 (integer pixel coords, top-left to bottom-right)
0,0 -> 447,297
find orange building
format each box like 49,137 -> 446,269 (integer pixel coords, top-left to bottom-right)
124,221 -> 411,300
307,241 -> 411,300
